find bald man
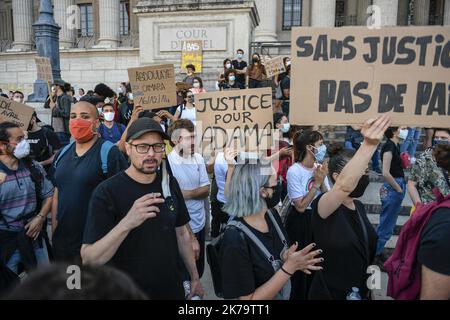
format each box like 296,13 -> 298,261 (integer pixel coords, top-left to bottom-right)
50,101 -> 128,263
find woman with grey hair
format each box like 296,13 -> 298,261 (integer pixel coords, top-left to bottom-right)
220,160 -> 323,300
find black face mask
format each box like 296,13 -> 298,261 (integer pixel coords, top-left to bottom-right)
252,58 -> 259,64
349,175 -> 370,198
265,184 -> 281,209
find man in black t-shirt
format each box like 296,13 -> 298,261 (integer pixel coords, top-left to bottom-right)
51,101 -> 128,263
27,112 -> 61,172
81,118 -> 204,300
417,207 -> 450,300
232,49 -> 248,89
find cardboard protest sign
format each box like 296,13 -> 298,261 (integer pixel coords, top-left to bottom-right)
195,88 -> 273,154
0,96 -> 34,130
128,64 -> 177,110
181,40 -> 203,73
176,82 -> 192,92
290,26 -> 450,127
265,56 -> 286,78
34,56 -> 53,83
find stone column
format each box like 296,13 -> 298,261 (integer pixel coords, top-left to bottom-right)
95,0 -> 120,48
414,0 -> 430,25
372,0 -> 398,26
54,0 -> 76,49
357,0 -> 371,25
311,0 -> 336,27
445,0 -> 450,25
254,0 -> 277,42
345,0 -> 358,26
11,0 -> 33,51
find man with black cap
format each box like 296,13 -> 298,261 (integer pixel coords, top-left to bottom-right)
81,117 -> 204,300
51,100 -> 128,264
51,80 -> 72,146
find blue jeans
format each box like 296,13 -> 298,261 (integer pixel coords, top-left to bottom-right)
344,141 -> 380,171
5,241 -> 50,274
376,177 -> 406,255
400,128 -> 421,157
55,132 -> 71,147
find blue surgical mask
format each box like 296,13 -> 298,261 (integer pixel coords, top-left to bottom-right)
434,139 -> 450,146
237,53 -> 243,59
229,75 -> 236,82
280,123 -> 290,133
312,144 -> 327,162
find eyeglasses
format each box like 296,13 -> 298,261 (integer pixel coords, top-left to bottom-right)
129,143 -> 165,154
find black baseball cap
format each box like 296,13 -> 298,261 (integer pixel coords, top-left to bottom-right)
126,117 -> 169,141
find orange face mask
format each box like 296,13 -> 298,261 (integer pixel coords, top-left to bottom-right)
69,118 -> 95,143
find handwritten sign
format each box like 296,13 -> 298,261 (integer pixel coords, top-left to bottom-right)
181,40 -> 203,73
265,56 -> 286,78
0,96 -> 34,130
195,88 -> 273,153
34,56 -> 53,83
290,26 -> 450,127
128,64 -> 177,110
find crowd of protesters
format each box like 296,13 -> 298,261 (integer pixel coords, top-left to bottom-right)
0,48 -> 449,301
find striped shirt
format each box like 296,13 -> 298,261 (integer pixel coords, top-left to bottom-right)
0,160 -> 54,232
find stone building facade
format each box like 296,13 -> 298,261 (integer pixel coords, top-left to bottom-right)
0,0 -> 449,97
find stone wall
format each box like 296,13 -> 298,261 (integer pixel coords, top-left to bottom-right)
0,48 -> 140,100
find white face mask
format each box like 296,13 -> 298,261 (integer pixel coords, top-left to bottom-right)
398,129 -> 409,141
281,123 -> 290,133
97,108 -> 103,115
13,140 -> 30,159
286,61 -> 291,66
118,87 -> 124,94
226,63 -> 232,69
13,97 -> 22,103
103,112 -> 115,122
160,123 -> 166,132
193,82 -> 200,88
128,93 -> 133,100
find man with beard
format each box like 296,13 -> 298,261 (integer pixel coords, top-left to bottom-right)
81,117 -> 204,300
167,119 -> 210,281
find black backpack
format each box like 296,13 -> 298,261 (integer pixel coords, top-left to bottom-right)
206,209 -> 290,299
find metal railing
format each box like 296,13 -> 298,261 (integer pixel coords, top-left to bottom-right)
0,39 -> 13,52
75,31 -> 139,49
250,41 -> 291,58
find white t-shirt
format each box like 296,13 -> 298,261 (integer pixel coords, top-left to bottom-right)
168,150 -> 210,233
214,152 -> 231,204
177,105 -> 196,124
287,162 -> 331,210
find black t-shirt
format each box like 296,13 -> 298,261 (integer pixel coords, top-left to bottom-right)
280,76 -> 290,100
52,139 -> 128,256
381,139 -> 404,178
220,211 -> 288,299
418,207 -> 450,276
83,171 -> 190,300
27,128 -> 61,168
309,194 -> 378,300
118,102 -> 134,126
232,60 -> 248,85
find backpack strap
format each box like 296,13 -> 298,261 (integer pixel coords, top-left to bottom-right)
227,220 -> 279,272
100,140 -> 115,175
53,141 -> 75,169
267,209 -> 289,250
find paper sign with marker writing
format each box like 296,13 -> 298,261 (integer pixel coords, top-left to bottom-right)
290,26 -> 450,127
